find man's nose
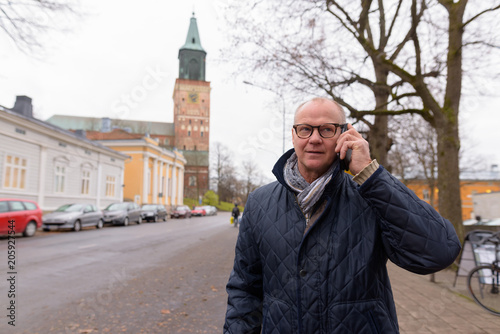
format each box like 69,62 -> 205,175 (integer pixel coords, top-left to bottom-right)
308,128 -> 322,142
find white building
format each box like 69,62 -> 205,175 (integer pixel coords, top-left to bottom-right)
0,96 -> 129,210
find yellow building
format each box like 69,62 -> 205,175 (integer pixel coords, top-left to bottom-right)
88,129 -> 186,210
405,166 -> 500,221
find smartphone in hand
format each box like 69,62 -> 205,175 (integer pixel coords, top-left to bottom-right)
339,124 -> 351,171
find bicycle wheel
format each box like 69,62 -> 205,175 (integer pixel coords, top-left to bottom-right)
468,265 -> 500,316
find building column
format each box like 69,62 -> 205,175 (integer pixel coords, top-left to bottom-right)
37,146 -> 47,208
177,166 -> 184,205
159,161 -> 165,205
171,165 -> 177,206
119,166 -> 125,201
165,163 -> 171,206
96,158 -> 102,208
143,155 -> 149,205
153,158 -> 158,204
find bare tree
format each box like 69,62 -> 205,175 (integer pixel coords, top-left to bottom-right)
390,115 -> 438,207
211,142 -> 235,203
0,0 -> 79,53
241,159 -> 261,204
222,0 -> 500,241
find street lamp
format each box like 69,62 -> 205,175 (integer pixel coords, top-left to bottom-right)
243,81 -> 286,154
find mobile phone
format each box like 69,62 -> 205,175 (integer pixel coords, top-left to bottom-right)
339,123 -> 351,171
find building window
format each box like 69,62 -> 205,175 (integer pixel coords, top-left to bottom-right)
189,120 -> 192,124
200,120 -> 203,125
188,131 -> 191,136
189,176 -> 197,186
201,131 -> 204,137
105,176 -> 116,197
423,189 -> 430,201
81,169 -> 91,195
54,165 -> 67,193
3,154 -> 27,190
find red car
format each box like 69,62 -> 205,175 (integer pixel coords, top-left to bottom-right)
191,206 -> 206,217
0,199 -> 43,237
171,205 -> 192,219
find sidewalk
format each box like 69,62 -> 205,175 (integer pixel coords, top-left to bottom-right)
388,262 -> 500,333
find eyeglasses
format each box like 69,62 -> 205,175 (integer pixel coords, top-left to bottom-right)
292,123 -> 346,139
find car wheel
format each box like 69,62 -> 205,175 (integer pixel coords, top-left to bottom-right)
96,219 -> 104,229
123,217 -> 129,226
137,216 -> 142,224
73,220 -> 82,232
23,221 -> 37,237
153,214 -> 158,223
163,214 -> 167,222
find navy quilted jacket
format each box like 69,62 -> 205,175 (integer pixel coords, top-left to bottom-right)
224,150 -> 461,334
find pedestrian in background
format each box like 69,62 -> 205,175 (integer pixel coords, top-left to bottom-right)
224,97 -> 461,333
231,203 -> 240,228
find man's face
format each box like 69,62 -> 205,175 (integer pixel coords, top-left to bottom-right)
292,100 -> 343,183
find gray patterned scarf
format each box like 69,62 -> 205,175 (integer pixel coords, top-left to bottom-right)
283,152 -> 337,215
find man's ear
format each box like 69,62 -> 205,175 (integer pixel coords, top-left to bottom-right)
291,129 -> 296,146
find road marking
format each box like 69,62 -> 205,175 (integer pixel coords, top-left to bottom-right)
78,244 -> 97,249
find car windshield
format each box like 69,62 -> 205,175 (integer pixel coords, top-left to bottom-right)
55,204 -> 84,212
142,205 -> 156,210
105,203 -> 129,211
194,207 -> 204,210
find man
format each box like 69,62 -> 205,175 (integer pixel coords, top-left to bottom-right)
224,97 -> 461,333
232,203 -> 240,228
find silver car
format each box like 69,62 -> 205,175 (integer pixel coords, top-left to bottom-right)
42,203 -> 104,232
203,205 -> 218,216
141,204 -> 168,222
103,202 -> 143,226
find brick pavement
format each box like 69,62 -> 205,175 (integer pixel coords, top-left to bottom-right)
388,262 -> 500,333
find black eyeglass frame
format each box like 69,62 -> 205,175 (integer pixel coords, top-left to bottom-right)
292,123 -> 347,139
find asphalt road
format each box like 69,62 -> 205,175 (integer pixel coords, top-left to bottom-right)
0,212 -> 238,334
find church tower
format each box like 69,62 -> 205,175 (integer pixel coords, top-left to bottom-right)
173,13 -> 211,199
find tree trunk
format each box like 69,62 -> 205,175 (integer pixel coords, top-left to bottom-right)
435,117 -> 464,243
433,1 -> 467,243
368,68 -> 391,168
369,116 -> 389,167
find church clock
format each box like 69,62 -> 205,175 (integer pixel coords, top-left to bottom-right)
188,92 -> 199,103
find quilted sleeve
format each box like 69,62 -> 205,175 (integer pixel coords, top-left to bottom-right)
224,195 -> 263,333
358,166 -> 462,275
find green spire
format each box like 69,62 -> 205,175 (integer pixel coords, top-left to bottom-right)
180,12 -> 205,52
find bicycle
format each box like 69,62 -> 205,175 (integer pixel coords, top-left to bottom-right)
467,231 -> 500,316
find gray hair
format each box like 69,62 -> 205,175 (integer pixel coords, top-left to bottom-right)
294,97 -> 346,123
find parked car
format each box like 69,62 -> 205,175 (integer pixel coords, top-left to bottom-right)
0,198 -> 42,237
463,219 -> 480,226
42,203 -> 104,232
202,205 -> 217,216
141,204 -> 168,222
191,206 -> 207,217
482,218 -> 500,226
171,205 -> 192,219
103,202 -> 143,226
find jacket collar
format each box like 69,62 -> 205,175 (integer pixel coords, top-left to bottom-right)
272,148 -> 344,194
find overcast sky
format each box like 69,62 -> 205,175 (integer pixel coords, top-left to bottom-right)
1,0 -> 499,182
